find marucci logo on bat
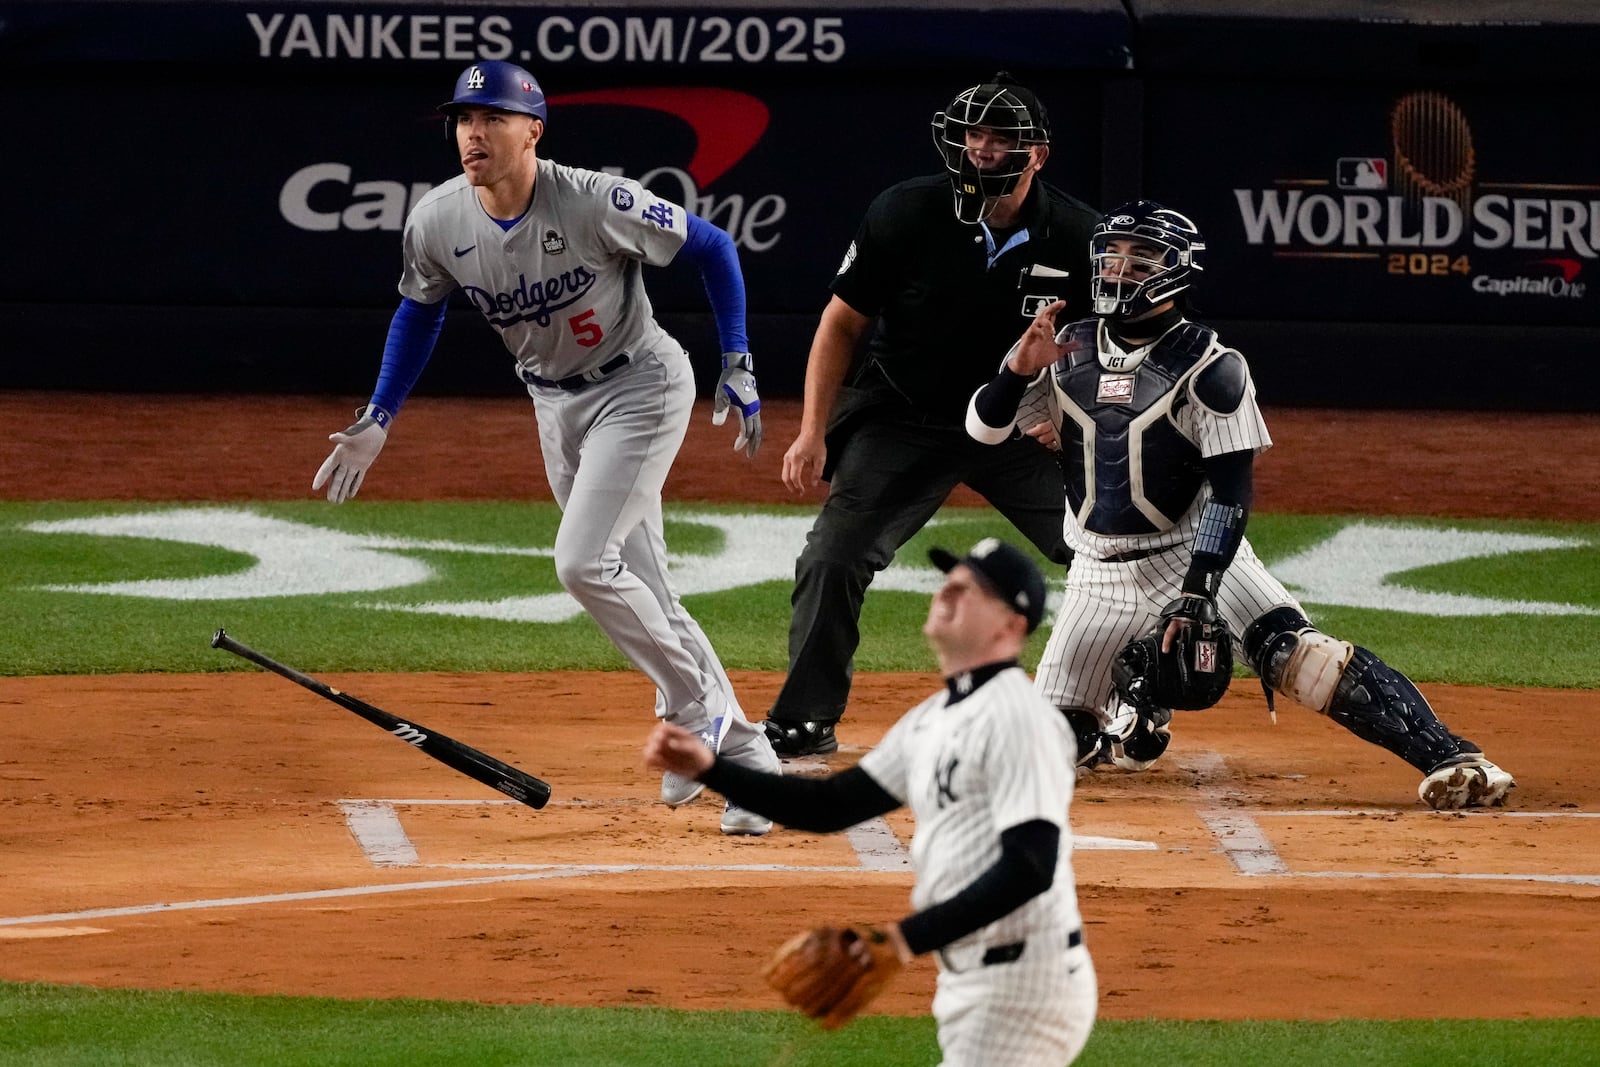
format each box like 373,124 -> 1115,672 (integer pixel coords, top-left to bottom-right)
390,723 -> 428,746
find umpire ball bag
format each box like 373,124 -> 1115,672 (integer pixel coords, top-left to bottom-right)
1112,599 -> 1233,712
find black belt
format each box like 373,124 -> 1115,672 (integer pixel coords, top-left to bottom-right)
978,929 -> 1083,967
1100,547 -> 1163,564
522,352 -> 631,391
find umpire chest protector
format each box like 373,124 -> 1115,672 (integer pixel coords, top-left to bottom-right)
1049,319 -> 1218,535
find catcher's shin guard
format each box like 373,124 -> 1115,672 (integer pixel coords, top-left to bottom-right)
1245,608 -> 1474,772
1060,708 -> 1111,770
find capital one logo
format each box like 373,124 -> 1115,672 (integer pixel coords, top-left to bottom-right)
278,88 -> 787,249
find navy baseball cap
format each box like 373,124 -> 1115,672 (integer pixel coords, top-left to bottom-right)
929,538 -> 1048,634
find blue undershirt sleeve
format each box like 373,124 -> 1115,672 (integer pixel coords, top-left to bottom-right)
677,213 -> 748,354
368,297 -> 448,423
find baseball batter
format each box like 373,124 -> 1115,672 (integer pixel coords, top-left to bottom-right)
966,200 -> 1515,811
645,538 -> 1097,1066
312,61 -> 779,835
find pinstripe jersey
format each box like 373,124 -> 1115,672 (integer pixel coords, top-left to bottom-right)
1007,317 -> 1298,717
398,159 -> 687,382
858,667 -> 1083,953
1024,316 -> 1271,562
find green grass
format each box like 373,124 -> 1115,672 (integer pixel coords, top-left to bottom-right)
0,502 -> 1595,685
3,501 -> 1597,1062
2,982 -> 1597,1066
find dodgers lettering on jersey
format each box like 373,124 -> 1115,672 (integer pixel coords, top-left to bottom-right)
857,668 -> 1083,951
398,158 -> 688,381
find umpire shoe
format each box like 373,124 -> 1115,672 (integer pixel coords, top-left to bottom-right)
1418,756 -> 1516,810
662,716 -> 728,807
720,802 -> 773,836
762,717 -> 839,758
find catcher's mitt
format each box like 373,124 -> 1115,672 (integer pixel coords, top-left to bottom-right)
1112,596 -> 1234,712
761,925 -> 904,1030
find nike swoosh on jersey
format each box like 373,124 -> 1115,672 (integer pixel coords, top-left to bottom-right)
453,245 -> 476,257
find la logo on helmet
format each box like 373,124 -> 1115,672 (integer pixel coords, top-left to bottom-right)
466,67 -> 486,90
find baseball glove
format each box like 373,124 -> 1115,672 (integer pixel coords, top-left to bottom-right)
761,925 -> 904,1030
1112,596 -> 1234,712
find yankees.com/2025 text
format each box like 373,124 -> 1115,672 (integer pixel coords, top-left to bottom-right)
245,12 -> 847,64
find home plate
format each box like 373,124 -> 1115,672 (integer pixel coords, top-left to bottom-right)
1074,835 -> 1158,851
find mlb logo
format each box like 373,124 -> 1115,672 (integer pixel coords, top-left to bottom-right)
1021,294 -> 1056,316
1336,157 -> 1388,189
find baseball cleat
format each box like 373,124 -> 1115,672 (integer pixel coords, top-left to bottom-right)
1418,757 -> 1516,810
1105,702 -> 1173,772
661,717 -> 725,807
762,717 -> 840,758
720,802 -> 772,836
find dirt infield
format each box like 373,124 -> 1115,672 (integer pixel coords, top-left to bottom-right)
2,392 -> 1598,1022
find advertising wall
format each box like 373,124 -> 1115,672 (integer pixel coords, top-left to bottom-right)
2,1 -> 1597,407
1129,0 -> 1600,406
0,1 -> 1129,396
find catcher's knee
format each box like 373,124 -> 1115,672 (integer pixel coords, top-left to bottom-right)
1243,608 -> 1353,713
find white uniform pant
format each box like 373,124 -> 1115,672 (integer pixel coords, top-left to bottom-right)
531,345 -> 772,768
932,939 -> 1097,1066
1034,538 -> 1300,722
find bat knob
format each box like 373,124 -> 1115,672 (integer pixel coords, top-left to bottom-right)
211,628 -> 227,648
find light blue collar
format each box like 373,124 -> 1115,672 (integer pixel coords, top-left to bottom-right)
980,222 -> 1031,269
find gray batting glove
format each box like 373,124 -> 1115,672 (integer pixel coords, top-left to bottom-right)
312,409 -> 389,503
712,351 -> 762,458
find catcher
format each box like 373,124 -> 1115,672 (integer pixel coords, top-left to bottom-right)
966,200 -> 1514,809
644,539 -> 1097,1066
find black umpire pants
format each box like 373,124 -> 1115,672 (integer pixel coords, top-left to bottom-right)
768,416 -> 1070,724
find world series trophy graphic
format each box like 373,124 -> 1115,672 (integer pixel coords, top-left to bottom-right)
1390,90 -> 1476,220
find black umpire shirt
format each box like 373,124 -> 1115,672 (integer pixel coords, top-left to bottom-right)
830,173 -> 1100,430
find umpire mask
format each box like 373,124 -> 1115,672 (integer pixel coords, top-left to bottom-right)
931,73 -> 1051,224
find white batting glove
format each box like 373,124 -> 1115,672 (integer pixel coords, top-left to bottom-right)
312,409 -> 389,503
712,351 -> 762,458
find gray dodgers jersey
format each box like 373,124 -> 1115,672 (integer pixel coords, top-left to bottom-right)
399,158 -> 690,381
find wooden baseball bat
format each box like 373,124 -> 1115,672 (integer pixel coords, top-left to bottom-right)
211,628 -> 551,810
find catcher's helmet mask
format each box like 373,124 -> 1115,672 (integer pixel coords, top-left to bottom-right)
1112,599 -> 1234,712
931,72 -> 1051,224
440,61 -> 548,142
1091,200 -> 1206,322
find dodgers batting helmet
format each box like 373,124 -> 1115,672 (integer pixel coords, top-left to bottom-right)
440,61 -> 548,123
1111,598 -> 1234,712
1091,200 -> 1206,322
931,72 -> 1051,224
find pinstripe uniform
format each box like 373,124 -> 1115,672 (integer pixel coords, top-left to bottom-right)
399,161 -> 776,775
1011,317 -> 1290,721
859,666 -> 1096,1065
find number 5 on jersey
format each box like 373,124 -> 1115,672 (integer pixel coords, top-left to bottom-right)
569,308 -> 603,347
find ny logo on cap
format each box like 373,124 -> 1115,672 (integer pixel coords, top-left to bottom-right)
466,67 -> 486,90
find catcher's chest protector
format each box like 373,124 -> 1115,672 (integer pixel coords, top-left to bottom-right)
1051,321 -> 1217,536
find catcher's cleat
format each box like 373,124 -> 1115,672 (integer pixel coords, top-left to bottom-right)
1418,756 -> 1516,810
720,801 -> 773,836
1106,701 -> 1174,771
762,717 -> 840,757
662,716 -> 727,807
